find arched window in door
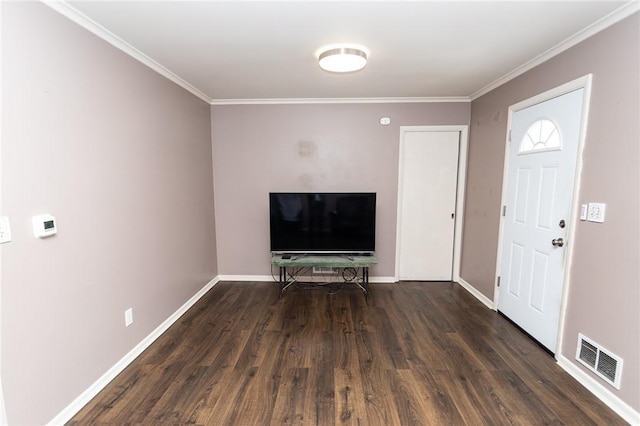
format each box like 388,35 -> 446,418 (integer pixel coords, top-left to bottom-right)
519,118 -> 561,154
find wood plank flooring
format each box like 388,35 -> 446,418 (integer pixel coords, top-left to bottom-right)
68,281 -> 626,425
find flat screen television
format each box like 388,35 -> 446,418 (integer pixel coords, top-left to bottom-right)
269,192 -> 376,254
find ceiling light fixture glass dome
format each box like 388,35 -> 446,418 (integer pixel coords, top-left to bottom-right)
318,47 -> 367,73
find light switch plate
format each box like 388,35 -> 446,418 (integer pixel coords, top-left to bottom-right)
587,203 -> 606,223
0,216 -> 12,243
125,308 -> 133,327
580,204 -> 588,221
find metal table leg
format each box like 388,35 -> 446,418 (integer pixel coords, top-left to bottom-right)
279,266 -> 285,298
363,267 -> 369,299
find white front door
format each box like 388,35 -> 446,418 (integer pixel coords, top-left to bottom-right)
397,130 -> 460,281
499,88 -> 585,353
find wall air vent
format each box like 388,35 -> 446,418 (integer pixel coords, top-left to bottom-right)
576,333 -> 623,389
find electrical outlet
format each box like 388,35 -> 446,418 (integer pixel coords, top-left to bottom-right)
587,203 -> 606,223
125,308 -> 133,327
0,216 -> 12,244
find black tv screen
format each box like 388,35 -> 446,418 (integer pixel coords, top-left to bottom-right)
269,192 -> 376,254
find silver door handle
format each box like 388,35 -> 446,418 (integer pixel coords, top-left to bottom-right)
552,238 -> 564,247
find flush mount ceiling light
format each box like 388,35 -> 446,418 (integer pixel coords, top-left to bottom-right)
318,46 -> 367,73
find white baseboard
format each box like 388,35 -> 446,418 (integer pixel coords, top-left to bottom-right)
217,275 -> 397,284
456,278 -> 495,310
369,276 -> 396,283
47,276 -> 221,426
218,274 -> 274,282
557,355 -> 639,425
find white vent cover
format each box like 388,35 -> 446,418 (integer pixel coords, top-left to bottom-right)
576,333 -> 623,389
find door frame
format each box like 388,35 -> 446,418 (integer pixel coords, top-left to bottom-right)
0,2 -> 7,423
395,125 -> 469,282
494,75 -> 593,356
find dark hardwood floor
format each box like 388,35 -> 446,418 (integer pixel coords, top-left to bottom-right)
68,281 -> 625,425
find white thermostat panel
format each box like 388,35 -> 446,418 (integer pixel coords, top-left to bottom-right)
33,214 -> 57,238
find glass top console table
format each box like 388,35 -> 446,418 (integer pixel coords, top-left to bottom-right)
271,254 -> 377,298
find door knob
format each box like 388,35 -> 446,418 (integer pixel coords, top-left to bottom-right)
552,238 -> 564,247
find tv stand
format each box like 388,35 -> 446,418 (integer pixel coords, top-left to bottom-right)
272,254 -> 377,299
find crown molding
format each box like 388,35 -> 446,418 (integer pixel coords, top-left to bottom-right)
42,1 -> 469,107
471,1 -> 640,101
42,0 -> 214,104
210,97 -> 471,105
43,0 -> 638,106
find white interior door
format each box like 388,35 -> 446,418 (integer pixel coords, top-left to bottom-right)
397,130 -> 459,281
499,88 -> 585,353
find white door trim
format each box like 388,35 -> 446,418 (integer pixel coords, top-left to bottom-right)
493,74 -> 593,355
0,2 -> 8,423
395,125 -> 468,282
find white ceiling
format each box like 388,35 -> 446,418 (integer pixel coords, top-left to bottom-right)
54,1 -> 637,104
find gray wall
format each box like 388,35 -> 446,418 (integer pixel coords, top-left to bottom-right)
1,3 -> 217,424
461,12 -> 639,411
211,103 -> 470,278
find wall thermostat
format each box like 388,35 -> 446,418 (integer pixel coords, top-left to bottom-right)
33,214 -> 57,238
